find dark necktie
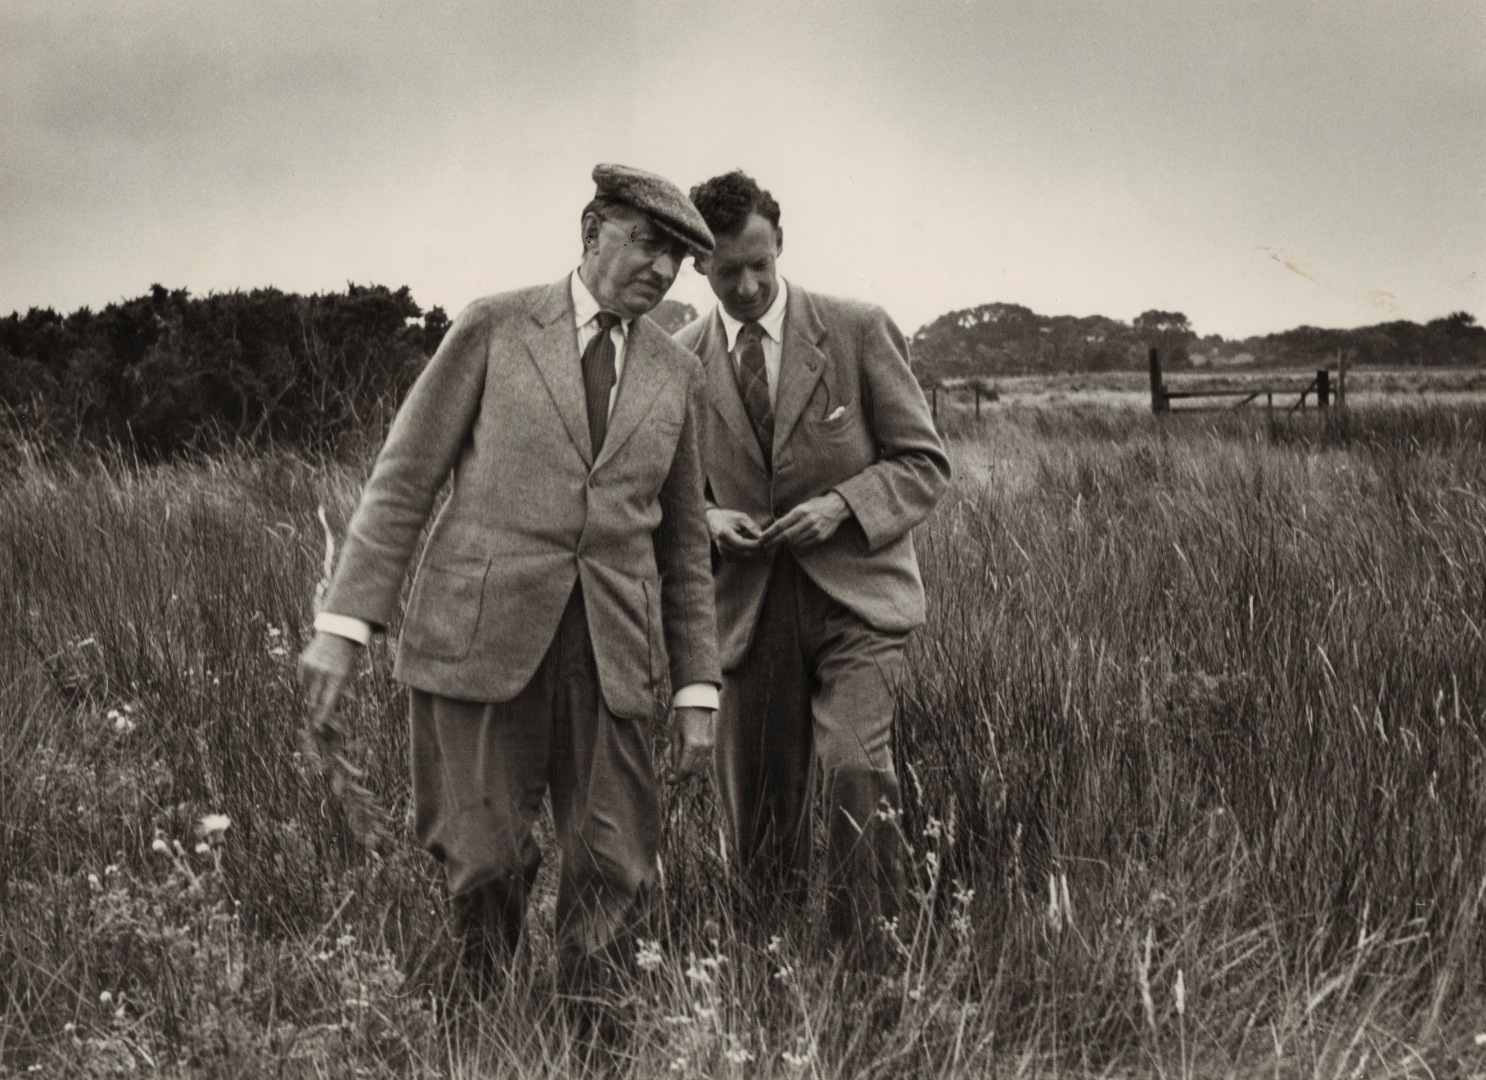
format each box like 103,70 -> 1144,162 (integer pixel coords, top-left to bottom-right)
735,322 -> 774,470
581,312 -> 621,457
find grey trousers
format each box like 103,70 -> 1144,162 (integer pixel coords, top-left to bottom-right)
409,585 -> 659,985
716,550 -> 908,942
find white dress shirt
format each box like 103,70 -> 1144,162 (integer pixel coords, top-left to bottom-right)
315,269 -> 718,711
716,278 -> 789,407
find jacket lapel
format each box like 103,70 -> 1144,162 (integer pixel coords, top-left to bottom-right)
702,310 -> 769,473
772,285 -> 828,453
522,278 -> 592,465
595,317 -> 672,470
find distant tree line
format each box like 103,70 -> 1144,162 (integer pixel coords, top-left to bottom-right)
4,282 -> 1479,457
0,285 -> 696,459
910,304 -> 1486,385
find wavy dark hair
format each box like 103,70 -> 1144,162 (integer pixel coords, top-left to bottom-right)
688,170 -> 781,237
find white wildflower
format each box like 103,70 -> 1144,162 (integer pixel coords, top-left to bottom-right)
635,938 -> 664,972
151,838 -> 171,856
199,813 -> 231,836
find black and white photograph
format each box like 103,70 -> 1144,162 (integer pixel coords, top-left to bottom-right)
2,1 -> 1484,1076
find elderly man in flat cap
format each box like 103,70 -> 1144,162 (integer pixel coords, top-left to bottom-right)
297,164 -> 721,996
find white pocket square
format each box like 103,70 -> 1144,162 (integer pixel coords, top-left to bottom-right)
825,405 -> 847,421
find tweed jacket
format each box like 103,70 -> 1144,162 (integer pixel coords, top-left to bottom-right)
676,283 -> 950,671
323,278 -> 720,718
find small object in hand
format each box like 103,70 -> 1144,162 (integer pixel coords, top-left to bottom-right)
825,405 -> 846,421
302,724 -> 391,853
304,504 -> 389,853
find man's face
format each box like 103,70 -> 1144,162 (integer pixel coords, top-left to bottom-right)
697,211 -> 781,323
582,207 -> 686,318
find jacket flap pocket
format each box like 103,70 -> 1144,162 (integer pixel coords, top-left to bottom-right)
403,555 -> 490,661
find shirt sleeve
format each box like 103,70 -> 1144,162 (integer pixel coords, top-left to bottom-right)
671,682 -> 720,710
313,612 -> 372,646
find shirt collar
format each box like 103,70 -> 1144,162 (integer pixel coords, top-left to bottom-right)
718,278 -> 789,352
570,270 -> 631,337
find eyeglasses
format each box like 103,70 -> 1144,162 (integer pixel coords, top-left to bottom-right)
596,215 -> 687,262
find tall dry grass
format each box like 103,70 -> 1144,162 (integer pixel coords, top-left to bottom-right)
3,404 -> 1485,1077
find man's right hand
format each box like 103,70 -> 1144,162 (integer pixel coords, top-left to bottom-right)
297,630 -> 360,742
707,507 -> 767,557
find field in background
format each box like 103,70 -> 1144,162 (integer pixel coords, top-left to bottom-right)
4,403 -> 1486,1077
937,365 -> 1486,412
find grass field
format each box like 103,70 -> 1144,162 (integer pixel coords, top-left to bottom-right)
4,402 -> 1486,1077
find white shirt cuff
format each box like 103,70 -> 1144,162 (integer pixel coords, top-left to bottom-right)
671,683 -> 719,710
313,612 -> 372,646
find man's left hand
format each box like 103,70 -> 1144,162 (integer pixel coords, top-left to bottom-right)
669,706 -> 716,781
759,492 -> 852,550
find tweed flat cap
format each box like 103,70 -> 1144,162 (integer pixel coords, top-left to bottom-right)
593,163 -> 714,255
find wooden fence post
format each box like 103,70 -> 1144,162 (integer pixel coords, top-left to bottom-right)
1148,347 -> 1168,413
974,387 -> 982,419
1337,349 -> 1348,409
1317,369 -> 1330,410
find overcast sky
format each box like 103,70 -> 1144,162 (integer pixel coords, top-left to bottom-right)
3,0 -> 1482,339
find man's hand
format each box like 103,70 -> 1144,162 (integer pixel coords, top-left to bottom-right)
707,507 -> 767,557
297,630 -> 360,743
759,492 -> 852,551
669,706 -> 716,781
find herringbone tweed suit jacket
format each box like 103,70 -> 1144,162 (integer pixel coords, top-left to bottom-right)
675,283 -> 951,671
323,278 -> 720,719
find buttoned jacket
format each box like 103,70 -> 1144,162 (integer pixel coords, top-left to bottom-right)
676,283 -> 950,670
323,278 -> 720,718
